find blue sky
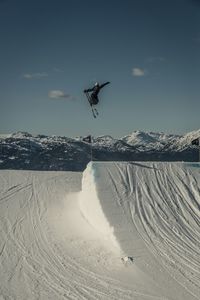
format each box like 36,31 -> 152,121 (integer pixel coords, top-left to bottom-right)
0,0 -> 199,138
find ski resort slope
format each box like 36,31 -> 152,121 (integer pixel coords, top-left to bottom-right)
0,162 -> 200,299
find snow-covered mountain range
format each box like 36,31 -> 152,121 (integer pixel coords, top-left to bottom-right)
0,129 -> 199,171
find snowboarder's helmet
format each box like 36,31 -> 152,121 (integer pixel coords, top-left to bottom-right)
95,82 -> 99,86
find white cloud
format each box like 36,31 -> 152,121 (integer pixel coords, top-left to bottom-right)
132,68 -> 146,77
48,90 -> 73,100
23,72 -> 48,79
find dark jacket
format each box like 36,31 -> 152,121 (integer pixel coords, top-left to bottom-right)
85,82 -> 110,97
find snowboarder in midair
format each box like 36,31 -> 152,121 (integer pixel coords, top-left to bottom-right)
84,81 -> 110,105
84,81 -> 110,118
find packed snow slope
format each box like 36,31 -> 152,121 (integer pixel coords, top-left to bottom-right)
0,162 -> 200,299
80,162 -> 200,299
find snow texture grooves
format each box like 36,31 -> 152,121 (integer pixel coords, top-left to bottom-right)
0,163 -> 200,300
84,162 -> 200,299
1,170 -> 163,300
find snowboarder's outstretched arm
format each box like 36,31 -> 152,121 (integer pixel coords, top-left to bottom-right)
84,81 -> 110,93
99,81 -> 110,89
84,87 -> 94,93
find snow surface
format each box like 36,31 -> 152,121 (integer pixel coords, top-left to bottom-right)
0,162 -> 200,299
